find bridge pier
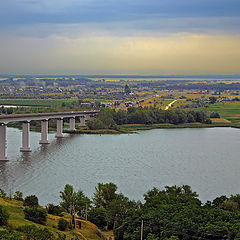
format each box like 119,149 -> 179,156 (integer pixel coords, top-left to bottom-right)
79,116 -> 86,127
0,123 -> 7,161
55,118 -> 64,138
20,121 -> 31,152
69,117 -> 76,131
39,119 -> 49,144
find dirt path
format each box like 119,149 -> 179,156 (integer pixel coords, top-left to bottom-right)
165,100 -> 177,110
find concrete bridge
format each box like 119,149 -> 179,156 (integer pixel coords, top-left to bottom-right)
0,111 -> 99,161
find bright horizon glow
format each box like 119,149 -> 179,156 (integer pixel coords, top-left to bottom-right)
0,0 -> 240,75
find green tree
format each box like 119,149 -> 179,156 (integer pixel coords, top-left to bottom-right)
23,195 -> 38,207
88,207 -> 108,229
60,184 -> 90,227
13,191 -> 23,201
93,183 -> 118,209
0,205 -> 9,226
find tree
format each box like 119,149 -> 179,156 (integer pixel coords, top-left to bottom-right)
93,183 -> 118,209
0,205 -> 9,226
46,204 -> 63,216
23,195 -> 39,207
88,207 -> 108,229
14,191 -> 23,201
60,184 -> 90,228
0,189 -> 7,198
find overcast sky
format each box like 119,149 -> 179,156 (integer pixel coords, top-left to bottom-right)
0,0 -> 240,74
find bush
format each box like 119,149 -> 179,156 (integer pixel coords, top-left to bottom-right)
24,207 -> 47,225
210,112 -> 220,118
23,195 -> 38,207
46,204 -> 63,216
13,191 -> 23,201
17,225 -> 55,240
58,218 -> 69,231
0,189 -> 7,198
0,229 -> 22,240
0,205 -> 9,226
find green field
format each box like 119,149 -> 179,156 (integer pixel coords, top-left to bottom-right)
0,99 -> 72,107
200,101 -> 240,123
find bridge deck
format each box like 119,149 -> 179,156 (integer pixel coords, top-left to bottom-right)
0,111 -> 99,124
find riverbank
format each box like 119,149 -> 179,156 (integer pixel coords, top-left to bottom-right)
7,121 -> 240,135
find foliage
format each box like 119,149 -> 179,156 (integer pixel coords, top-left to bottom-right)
114,185 -> 240,240
0,205 -> 9,226
0,229 -> 23,240
13,191 -> 23,201
58,218 -> 69,231
88,207 -> 108,229
60,184 -> 90,227
0,189 -> 7,199
23,207 -> 47,225
88,108 -> 211,130
17,225 -> 55,240
87,108 -> 118,130
210,112 -> 220,118
46,204 -> 63,216
93,183 -> 118,209
23,195 -> 38,207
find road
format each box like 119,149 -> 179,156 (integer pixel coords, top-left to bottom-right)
165,100 -> 177,110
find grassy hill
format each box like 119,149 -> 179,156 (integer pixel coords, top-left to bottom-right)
0,197 -> 111,240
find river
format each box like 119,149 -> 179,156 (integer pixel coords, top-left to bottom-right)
0,127 -> 240,205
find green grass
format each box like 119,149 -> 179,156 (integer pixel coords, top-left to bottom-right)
0,197 -> 104,240
198,101 -> 240,122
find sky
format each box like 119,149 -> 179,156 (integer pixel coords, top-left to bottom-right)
0,0 -> 240,75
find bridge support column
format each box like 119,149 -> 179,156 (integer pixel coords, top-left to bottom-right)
39,120 -> 49,144
0,123 -> 7,161
55,118 -> 64,138
69,117 -> 76,131
79,116 -> 86,127
20,121 -> 31,152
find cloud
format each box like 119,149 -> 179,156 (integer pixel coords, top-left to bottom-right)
0,0 -> 239,34
0,33 -> 239,74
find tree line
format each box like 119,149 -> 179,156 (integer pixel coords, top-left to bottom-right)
1,184 -> 240,240
87,107 -> 212,130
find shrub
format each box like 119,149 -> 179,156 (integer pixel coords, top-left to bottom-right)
58,218 -> 69,231
13,191 -> 23,201
23,195 -> 38,207
17,225 -> 55,240
46,203 -> 63,216
0,189 -> 7,198
24,207 -> 47,225
0,205 -> 9,226
210,112 -> 220,118
0,229 -> 22,240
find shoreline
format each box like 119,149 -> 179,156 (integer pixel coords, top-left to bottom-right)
7,121 -> 240,135
65,122 -> 240,134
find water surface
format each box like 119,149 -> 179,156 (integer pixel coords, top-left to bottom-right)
0,127 -> 239,205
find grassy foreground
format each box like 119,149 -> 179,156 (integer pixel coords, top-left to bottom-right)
0,197 -> 108,240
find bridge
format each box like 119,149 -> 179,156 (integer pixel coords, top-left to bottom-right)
0,111 -> 99,161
